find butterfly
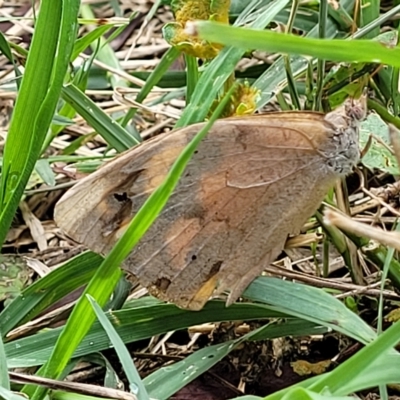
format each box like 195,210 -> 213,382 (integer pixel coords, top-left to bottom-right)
55,97 -> 365,310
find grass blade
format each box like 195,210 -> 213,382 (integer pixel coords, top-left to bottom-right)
0,0 -> 79,247
88,295 -> 149,400
0,334 -> 9,389
195,22 -> 400,67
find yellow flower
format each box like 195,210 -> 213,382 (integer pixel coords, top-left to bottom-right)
228,83 -> 260,116
163,0 -> 230,59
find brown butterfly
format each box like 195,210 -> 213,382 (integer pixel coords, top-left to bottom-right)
54,97 -> 366,310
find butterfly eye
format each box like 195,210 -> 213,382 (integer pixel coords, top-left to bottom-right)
347,105 -> 364,121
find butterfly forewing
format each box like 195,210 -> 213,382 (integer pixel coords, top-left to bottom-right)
55,102 -> 363,310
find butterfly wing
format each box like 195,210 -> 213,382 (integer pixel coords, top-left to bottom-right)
55,111 -> 356,310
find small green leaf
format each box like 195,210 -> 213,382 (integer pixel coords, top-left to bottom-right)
360,113 -> 398,174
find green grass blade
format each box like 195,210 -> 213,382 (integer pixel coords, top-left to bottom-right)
0,334 -> 9,389
121,46 -> 181,128
0,31 -> 21,88
359,0 -> 380,38
88,296 -> 149,400
195,21 -> 400,67
0,387 -> 28,400
80,4 -> 127,88
338,353 -> 400,395
252,14 -> 344,108
243,277 -> 376,344
184,54 -> 198,103
0,0 -> 79,247
231,397 -> 262,400
62,84 -> 139,151
5,301 -> 287,368
71,25 -> 114,61
282,388 -> 352,400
